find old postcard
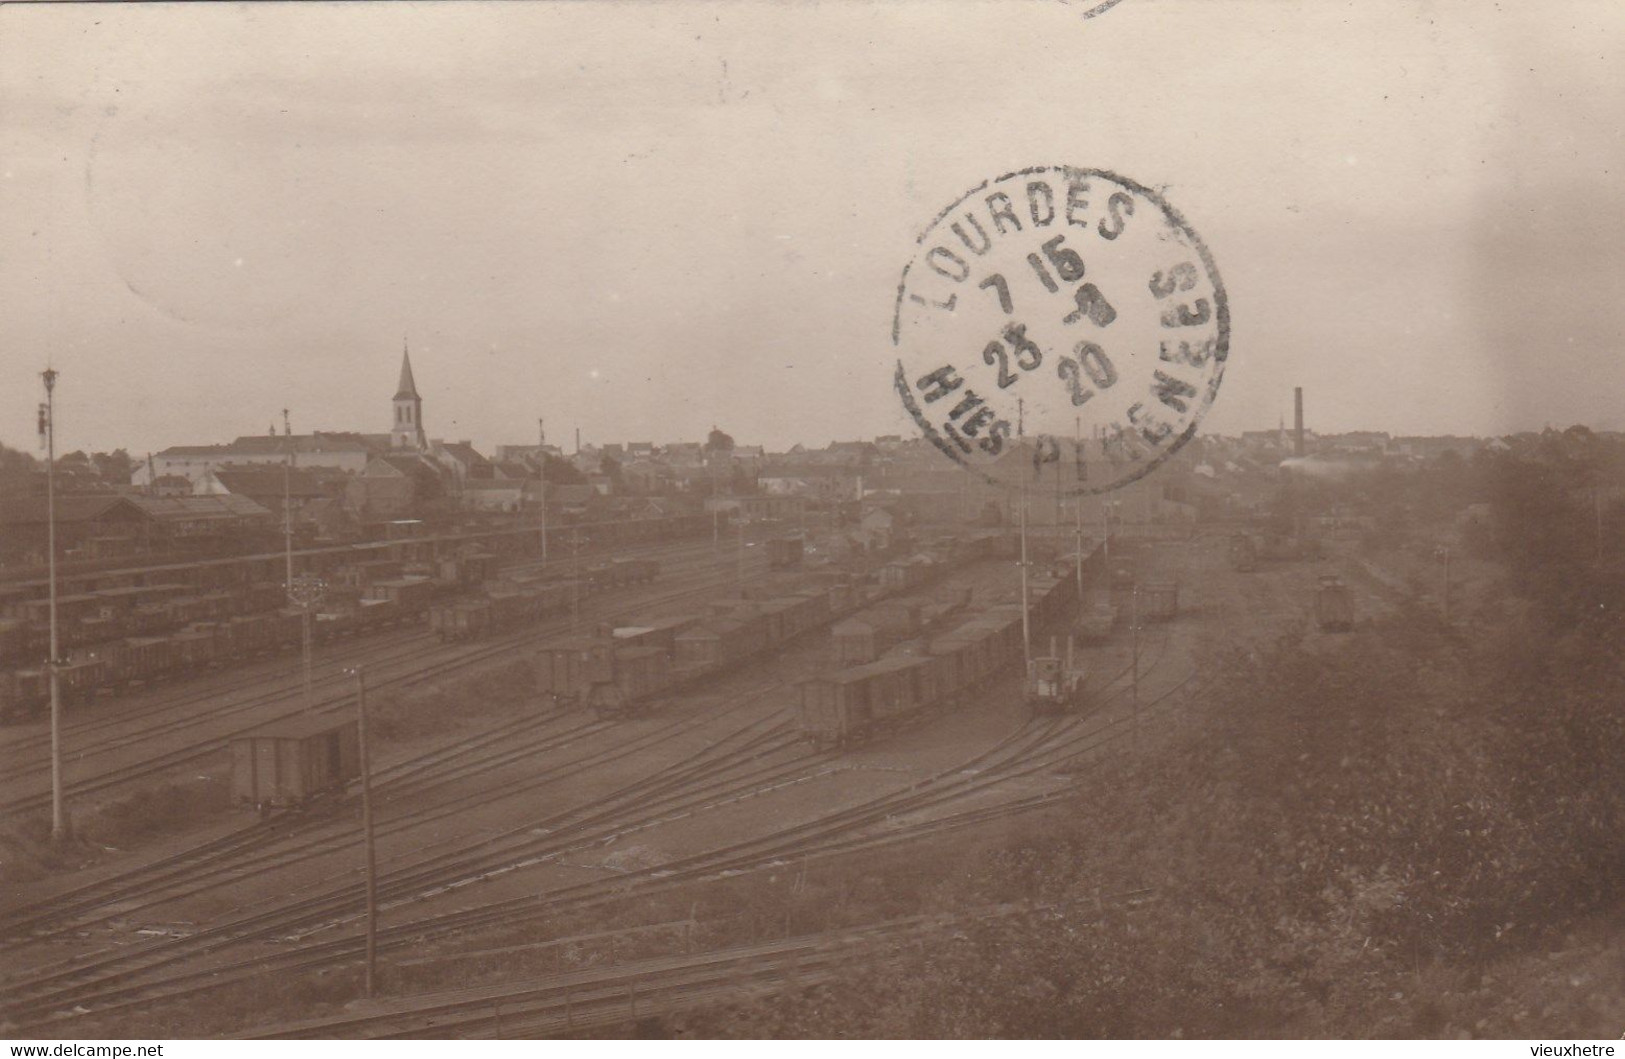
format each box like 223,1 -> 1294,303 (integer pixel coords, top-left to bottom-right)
0,0 -> 1620,1043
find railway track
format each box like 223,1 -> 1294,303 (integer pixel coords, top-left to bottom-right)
243,907 -> 1040,1039
2,557 -> 1199,1033
1,621 -> 1182,1030
0,545 -> 767,816
0,703 -> 821,1026
0,535 -> 714,759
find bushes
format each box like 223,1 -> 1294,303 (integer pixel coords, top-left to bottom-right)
675,595 -> 1625,1038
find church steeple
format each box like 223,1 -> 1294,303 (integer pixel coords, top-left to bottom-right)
395,344 -> 421,400
392,340 -> 426,450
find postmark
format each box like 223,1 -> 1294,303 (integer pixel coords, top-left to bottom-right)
892,165 -> 1229,496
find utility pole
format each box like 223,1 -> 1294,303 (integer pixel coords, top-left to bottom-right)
1437,544 -> 1452,624
350,667 -> 379,999
283,408 -> 293,592
1017,399 -> 1031,670
546,415 -> 552,565
41,368 -> 65,842
1596,488 -> 1605,562
736,514 -> 746,584
282,411 -> 322,708
1131,583 -> 1141,747
1074,416 -> 1084,602
571,528 -> 582,628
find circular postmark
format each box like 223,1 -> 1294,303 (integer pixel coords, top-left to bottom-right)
892,165 -> 1228,496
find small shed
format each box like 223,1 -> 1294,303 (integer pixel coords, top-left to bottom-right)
231,715 -> 359,808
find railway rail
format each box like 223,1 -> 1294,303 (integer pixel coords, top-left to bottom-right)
0,541 -> 766,816
1,548 -> 1206,1034
1,622 -> 1182,1031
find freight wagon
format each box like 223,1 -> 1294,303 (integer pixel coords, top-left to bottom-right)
795,563 -> 1084,748
767,537 -> 804,570
535,637 -> 615,707
796,656 -> 927,748
532,546 -> 962,721
0,659 -> 104,722
230,715 -> 360,810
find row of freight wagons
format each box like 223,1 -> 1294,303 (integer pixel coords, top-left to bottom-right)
795,560 -> 1093,748
0,581 -> 288,664
830,583 -> 974,667
428,558 -> 659,642
534,556 -> 950,719
0,589 -> 433,722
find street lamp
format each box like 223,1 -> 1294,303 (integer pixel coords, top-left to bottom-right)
41,367 -> 65,842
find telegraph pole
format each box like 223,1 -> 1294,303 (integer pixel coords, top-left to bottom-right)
283,408 -> 294,590
1443,547 -> 1451,624
1131,583 -> 1141,747
571,528 -> 582,628
1017,399 -> 1031,670
538,418 -> 548,566
350,666 -> 379,999
41,368 -> 65,842
1074,416 -> 1084,602
282,410 -> 322,708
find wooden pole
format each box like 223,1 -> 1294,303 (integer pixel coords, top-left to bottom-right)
1018,401 -> 1031,670
353,666 -> 380,998
43,368 -> 64,842
1131,585 -> 1141,747
546,414 -> 552,565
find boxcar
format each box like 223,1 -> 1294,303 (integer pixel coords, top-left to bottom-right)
535,637 -> 615,704
589,646 -> 672,719
796,655 -> 929,748
2,658 -> 106,721
831,618 -> 880,667
369,577 -> 437,613
230,715 -> 360,809
431,598 -> 491,641
609,616 -> 696,654
767,537 -> 805,570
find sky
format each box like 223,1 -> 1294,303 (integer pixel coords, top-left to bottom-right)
1,0 -> 1621,459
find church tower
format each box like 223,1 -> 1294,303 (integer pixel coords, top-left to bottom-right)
392,342 -> 426,450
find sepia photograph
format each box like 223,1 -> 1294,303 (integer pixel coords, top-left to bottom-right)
0,0 -> 1621,1043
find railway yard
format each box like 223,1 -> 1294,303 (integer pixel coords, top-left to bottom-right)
0,524 -> 1402,1037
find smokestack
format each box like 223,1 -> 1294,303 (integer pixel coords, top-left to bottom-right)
1294,387 -> 1305,458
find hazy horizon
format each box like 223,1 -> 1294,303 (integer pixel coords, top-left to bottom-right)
3,0 -> 1622,460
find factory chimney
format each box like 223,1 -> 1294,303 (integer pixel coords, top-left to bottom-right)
1293,387 -> 1305,458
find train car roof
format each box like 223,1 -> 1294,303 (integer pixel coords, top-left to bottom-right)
804,655 -> 930,686
236,714 -> 358,742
